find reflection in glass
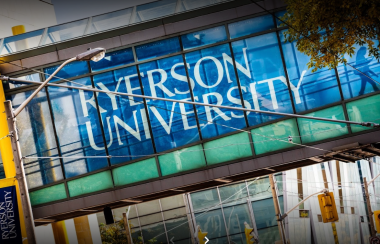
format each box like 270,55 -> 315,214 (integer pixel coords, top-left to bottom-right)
232,32 -> 293,126
93,66 -> 154,165
228,14 -> 274,39
195,209 -> 227,239
219,183 -> 248,207
90,48 -> 134,72
165,217 -> 192,241
191,188 -> 220,212
141,222 -> 167,244
48,77 -> 108,178
89,8 -> 133,34
135,0 -> 177,23
10,90 -> 63,188
139,55 -> 200,152
44,19 -> 88,44
185,44 -> 247,139
280,30 -> 341,112
135,37 -> 181,61
44,61 -> 89,82
223,204 -> 252,235
7,73 -> 40,90
337,43 -> 380,99
1,29 -> 44,55
258,226 -> 281,243
181,26 -> 227,50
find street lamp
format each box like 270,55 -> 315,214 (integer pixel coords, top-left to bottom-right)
1,47 -> 105,244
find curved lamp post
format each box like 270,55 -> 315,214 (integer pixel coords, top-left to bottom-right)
13,47 -> 105,117
1,47 -> 105,244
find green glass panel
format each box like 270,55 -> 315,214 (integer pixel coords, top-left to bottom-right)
29,183 -> 67,206
346,94 -> 380,133
297,105 -> 348,143
67,171 -> 113,197
251,119 -> 300,155
159,145 -> 206,176
204,133 -> 252,165
113,158 -> 159,187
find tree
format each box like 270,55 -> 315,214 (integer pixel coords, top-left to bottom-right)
280,0 -> 380,71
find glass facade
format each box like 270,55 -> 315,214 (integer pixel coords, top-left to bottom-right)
93,158 -> 376,244
3,10 -> 380,205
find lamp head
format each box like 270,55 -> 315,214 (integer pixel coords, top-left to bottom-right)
76,47 -> 106,62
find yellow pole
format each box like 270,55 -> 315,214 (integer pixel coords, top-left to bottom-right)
0,79 -> 29,243
11,25 -> 28,52
52,221 -> 69,244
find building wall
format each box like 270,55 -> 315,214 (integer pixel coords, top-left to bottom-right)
1,7 -> 380,210
36,158 -> 378,243
0,0 -> 57,39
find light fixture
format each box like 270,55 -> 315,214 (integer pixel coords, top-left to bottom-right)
214,178 -> 232,183
121,199 -> 142,203
76,47 -> 106,62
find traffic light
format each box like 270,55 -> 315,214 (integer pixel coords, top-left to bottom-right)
374,210 -> 380,234
244,222 -> 257,244
196,226 -> 208,244
317,192 -> 339,223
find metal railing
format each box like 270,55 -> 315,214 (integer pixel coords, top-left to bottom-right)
0,0 -> 233,57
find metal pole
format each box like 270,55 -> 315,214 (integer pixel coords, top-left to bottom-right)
4,100 -> 36,244
3,76 -> 379,128
12,57 -> 76,117
123,213 -> 132,244
269,174 -> 287,244
364,177 -> 376,237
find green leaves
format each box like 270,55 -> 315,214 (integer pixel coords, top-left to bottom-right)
280,0 -> 380,71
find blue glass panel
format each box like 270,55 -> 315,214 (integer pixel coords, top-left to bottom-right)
228,14 -> 275,39
181,26 -> 227,50
336,42 -> 380,99
93,66 -> 154,165
185,44 -> 247,139
10,90 -> 64,189
90,48 -> 134,72
280,30 -> 341,112
43,61 -> 89,82
135,37 -> 181,61
275,10 -> 287,27
48,77 -> 108,178
139,55 -> 200,152
232,33 -> 293,126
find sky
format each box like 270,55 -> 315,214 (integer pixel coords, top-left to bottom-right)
51,0 -> 155,24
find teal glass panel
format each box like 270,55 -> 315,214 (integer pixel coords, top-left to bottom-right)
204,133 -> 252,165
223,204 -> 252,235
112,158 -> 159,186
29,184 -> 67,206
191,188 -> 220,212
258,226 -> 281,244
219,182 -> 248,207
346,94 -> 380,133
251,119 -> 300,155
248,175 -> 283,200
158,145 -> 206,176
141,222 -> 167,244
297,105 -> 348,143
251,197 -> 278,229
67,171 -> 113,197
195,209 -> 226,239
166,217 -> 192,241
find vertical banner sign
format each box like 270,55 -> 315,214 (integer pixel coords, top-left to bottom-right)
0,186 -> 22,243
